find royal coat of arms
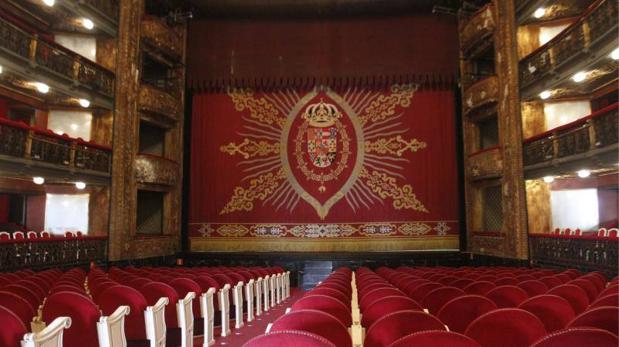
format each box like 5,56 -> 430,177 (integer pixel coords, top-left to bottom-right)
303,100 -> 341,168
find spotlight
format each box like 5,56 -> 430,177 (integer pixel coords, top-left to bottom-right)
610,47 -> 619,60
572,71 -> 587,83
539,90 -> 552,99
42,0 -> 54,6
0,65 -> 3,74
78,98 -> 90,108
70,123 -> 78,130
33,82 -> 50,94
577,169 -> 591,178
75,181 -> 86,189
33,177 -> 45,185
543,176 -> 554,183
81,18 -> 94,30
533,7 -> 546,18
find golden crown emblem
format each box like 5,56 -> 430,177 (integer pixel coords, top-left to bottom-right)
302,99 -> 342,128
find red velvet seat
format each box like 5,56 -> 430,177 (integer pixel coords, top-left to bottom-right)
408,282 -> 442,302
0,291 -> 35,325
567,278 -> 599,302
90,280 -> 118,301
495,277 -> 518,286
581,273 -> 606,292
364,310 -> 445,347
547,284 -> 590,314
463,281 -> 495,295
567,306 -> 619,335
360,288 -> 405,309
530,328 -> 619,347
98,285 -> 149,341
420,286 -> 465,314
318,282 -> 351,296
141,281 -> 180,328
243,330 -> 336,347
292,295 -> 352,327
270,309 -> 351,347
539,276 -> 562,289
170,277 -> 202,317
0,305 -> 27,347
402,279 -> 431,294
309,287 -> 350,307
388,331 -> 481,347
598,284 -> 619,298
451,278 -> 474,289
361,296 -> 422,327
485,285 -> 529,308
436,295 -> 497,334
589,293 -> 619,309
464,308 -> 547,347
2,284 -> 41,311
127,277 -> 153,290
518,294 -> 575,332
42,291 -> 100,347
517,280 -> 549,297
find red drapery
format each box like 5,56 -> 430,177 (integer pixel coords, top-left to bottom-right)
189,86 -> 460,251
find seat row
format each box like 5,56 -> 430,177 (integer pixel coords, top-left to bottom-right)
549,227 -> 619,237
0,231 -> 87,240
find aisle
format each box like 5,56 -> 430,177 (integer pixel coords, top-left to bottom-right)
195,288 -> 305,347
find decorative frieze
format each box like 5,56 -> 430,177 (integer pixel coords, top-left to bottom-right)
460,4 -> 496,57
135,154 -> 179,186
468,147 -> 503,179
141,16 -> 183,61
463,75 -> 499,116
138,83 -> 182,121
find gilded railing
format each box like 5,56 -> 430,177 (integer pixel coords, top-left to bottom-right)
523,103 -> 618,166
519,0 -> 618,88
463,75 -> 499,116
0,118 -> 112,174
0,17 -> 115,97
468,146 -> 503,179
460,4 -> 495,57
135,153 -> 179,185
141,16 -> 183,60
138,83 -> 182,120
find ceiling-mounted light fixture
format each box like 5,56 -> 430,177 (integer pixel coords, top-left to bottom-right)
78,98 -> 90,108
533,7 -> 546,18
572,71 -> 587,83
33,177 -> 45,185
539,90 -> 552,100
33,82 -> 50,94
543,176 -> 555,183
81,18 -> 94,30
75,181 -> 86,190
610,47 -> 619,60
577,169 -> 591,178
0,65 -> 3,74
42,0 -> 55,6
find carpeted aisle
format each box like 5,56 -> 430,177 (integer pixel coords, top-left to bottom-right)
194,288 -> 305,347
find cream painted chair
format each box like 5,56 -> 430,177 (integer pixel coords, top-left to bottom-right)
21,316 -> 71,347
275,274 -> 282,304
97,305 -> 130,347
255,277 -> 263,317
233,281 -> 244,329
262,275 -> 270,312
219,284 -> 231,337
177,293 -> 195,347
145,297 -> 169,347
200,288 -> 216,347
245,279 -> 255,323
269,275 -> 276,308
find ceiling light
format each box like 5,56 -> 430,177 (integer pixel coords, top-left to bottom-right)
82,18 -> 94,30
539,90 -> 552,99
543,176 -> 555,183
533,7 -> 546,18
0,65 -> 3,74
70,123 -> 78,130
75,181 -> 86,190
33,82 -> 50,94
610,47 -> 619,60
42,0 -> 54,6
78,98 -> 90,108
572,71 -> 587,83
33,177 -> 45,185
577,169 -> 591,178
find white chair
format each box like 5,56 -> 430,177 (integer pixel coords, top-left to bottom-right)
0,231 -> 10,240
219,284 -> 231,337
269,275 -> 276,308
233,281 -> 244,329
40,231 -> 51,238
97,305 -> 130,347
21,316 -> 71,347
262,275 -> 270,312
255,277 -> 263,317
609,228 -> 619,238
13,231 -> 25,239
245,279 -> 255,323
597,228 -> 608,237
200,288 -> 216,347
26,231 -> 38,239
177,293 -> 195,347
145,297 -> 169,347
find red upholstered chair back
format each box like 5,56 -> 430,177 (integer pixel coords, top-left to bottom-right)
389,331 -> 481,347
589,293 -> 619,309
518,294 -> 575,333
408,282 -> 442,302
226,272 -> 246,284
451,278 -> 475,289
242,330 -> 336,347
127,277 -> 153,290
292,295 -> 352,327
17,279 -> 46,301
42,291 -> 100,347
517,280 -> 549,297
3,284 -> 40,311
318,282 -> 351,296
547,284 -> 590,314
485,285 -> 529,308
463,281 -> 496,295
0,305 -> 27,347
464,308 -> 547,347
97,285 -> 149,340
212,273 -> 235,287
421,286 -> 465,314
437,295 -> 498,334
530,327 -> 619,347
192,275 -> 222,292
141,281 -> 180,328
360,288 -> 405,309
495,277 -> 518,286
567,278 -> 599,302
309,287 -> 349,308
0,291 -> 35,325
361,295 -> 422,327
539,276 -> 563,289
170,277 -> 202,316
90,280 -> 118,301
270,309 -> 351,347
364,310 -> 445,347
568,306 -> 619,335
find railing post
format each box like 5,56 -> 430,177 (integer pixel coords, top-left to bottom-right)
29,35 -> 38,64
587,119 -> 597,150
25,130 -> 33,160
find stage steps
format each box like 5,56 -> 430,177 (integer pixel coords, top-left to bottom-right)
301,260 -> 333,290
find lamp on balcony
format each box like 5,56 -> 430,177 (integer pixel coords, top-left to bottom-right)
610,48 -> 619,60
533,8 -> 546,19
75,182 -> 86,190
577,170 -> 591,178
78,98 -> 90,108
33,177 -> 45,185
0,65 -> 3,74
32,82 -> 50,94
539,90 -> 552,100
42,0 -> 54,6
572,71 -> 588,83
81,18 -> 95,30
543,176 -> 554,183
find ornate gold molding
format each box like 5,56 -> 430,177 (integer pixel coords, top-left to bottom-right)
138,83 -> 182,121
463,75 -> 499,116
135,154 -> 179,185
460,4 -> 496,55
141,16 -> 183,60
468,147 -> 503,179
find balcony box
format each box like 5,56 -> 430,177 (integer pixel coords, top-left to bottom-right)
135,154 -> 179,186
138,83 -> 182,122
463,75 -> 499,117
141,16 -> 183,61
460,4 -> 496,58
468,146 -> 503,179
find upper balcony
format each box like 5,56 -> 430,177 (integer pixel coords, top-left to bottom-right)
522,103 -> 618,176
135,153 -> 179,186
516,0 -> 596,25
519,0 -> 618,100
463,75 -> 499,119
0,17 -> 115,109
138,83 -> 182,126
460,4 -> 496,59
141,16 -> 183,66
467,146 -> 503,180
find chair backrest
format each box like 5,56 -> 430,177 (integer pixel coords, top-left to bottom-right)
364,310 -> 445,347
518,295 -> 575,333
42,291 -> 100,346
361,296 -> 422,327
608,228 -> 618,237
530,327 -> 619,347
0,305 -> 27,347
200,288 -> 217,347
13,231 -> 25,239
146,297 -> 170,347
360,287 -> 405,309
568,306 -> 619,335
0,291 -> 36,326
40,231 -> 51,238
389,330 -> 481,347
485,285 -> 529,308
0,231 -> 10,240
409,282 -> 443,302
64,231 -> 74,238
568,278 -> 599,302
421,286 -> 466,314
97,285 -> 149,341
589,293 -> 619,309
255,277 -> 263,316
170,278 -> 202,319
140,281 -> 179,328
26,231 -> 38,239
97,305 -> 130,347
245,279 -> 255,322
547,284 -> 590,314
292,295 -> 352,327
597,228 -> 608,237
465,308 -> 547,347
233,281 -> 245,329
242,330 -> 336,347
517,280 -> 549,297
270,309 -> 352,347
436,295 -> 498,334
219,284 -> 231,337
463,281 -> 496,295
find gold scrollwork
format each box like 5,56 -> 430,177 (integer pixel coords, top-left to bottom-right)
364,135 -> 427,156
360,168 -> 428,212
398,222 -> 431,236
358,223 -> 397,236
217,224 -> 249,237
359,84 -> 417,126
220,138 -> 280,159
228,88 -> 286,128
220,168 -> 286,214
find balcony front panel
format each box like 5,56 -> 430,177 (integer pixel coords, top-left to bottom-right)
460,4 -> 495,57
463,75 -> 499,116
138,83 -> 182,121
468,147 -> 503,179
141,17 -> 183,61
135,154 -> 179,186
